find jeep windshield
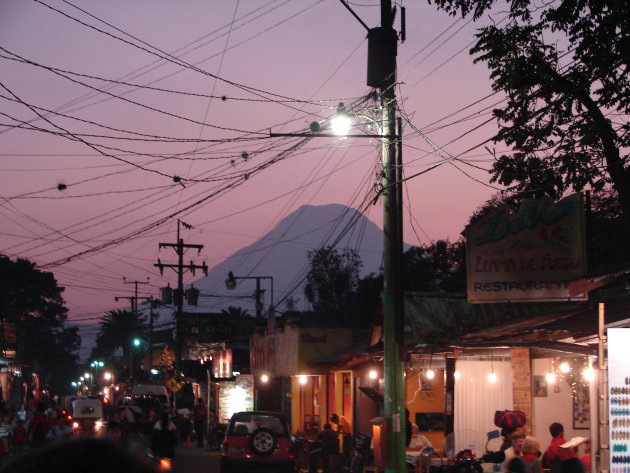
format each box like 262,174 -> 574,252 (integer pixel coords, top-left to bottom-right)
227,413 -> 288,436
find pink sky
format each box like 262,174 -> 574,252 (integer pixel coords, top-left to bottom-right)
0,0 -> 505,350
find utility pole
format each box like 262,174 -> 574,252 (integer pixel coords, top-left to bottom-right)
154,220 -> 208,380
115,278 -> 151,384
272,2 -> 405,469
367,2 -> 405,472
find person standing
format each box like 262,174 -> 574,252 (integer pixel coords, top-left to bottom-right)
27,403 -> 50,448
152,412 -> 178,460
193,398 -> 207,448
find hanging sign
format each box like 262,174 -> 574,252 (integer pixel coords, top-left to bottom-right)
466,194 -> 587,303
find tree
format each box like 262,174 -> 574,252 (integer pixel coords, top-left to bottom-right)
402,240 -> 466,293
304,246 -> 362,320
93,309 -> 146,359
221,306 -> 250,318
0,256 -> 80,394
430,0 -> 630,233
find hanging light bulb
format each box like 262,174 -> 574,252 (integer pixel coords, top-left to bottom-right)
488,353 -> 497,382
261,374 -> 269,383
560,362 -> 571,373
454,371 -> 461,380
426,369 -> 435,380
369,370 -> 378,380
298,375 -> 307,385
546,372 -> 556,384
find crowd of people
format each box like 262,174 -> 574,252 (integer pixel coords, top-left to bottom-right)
501,422 -> 591,473
0,394 -> 217,469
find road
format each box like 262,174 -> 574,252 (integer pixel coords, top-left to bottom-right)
172,447 -> 220,473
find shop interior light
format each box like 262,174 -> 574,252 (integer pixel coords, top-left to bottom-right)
369,370 -> 378,380
454,371 -> 461,380
546,372 -> 556,383
261,374 -> 269,383
560,362 -> 571,373
426,369 -> 435,380
487,371 -> 498,383
299,375 -> 307,385
583,367 -> 595,381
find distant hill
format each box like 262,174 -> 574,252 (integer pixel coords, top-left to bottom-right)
183,203 -> 386,315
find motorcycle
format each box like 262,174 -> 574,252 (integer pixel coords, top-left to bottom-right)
341,433 -> 372,473
426,430 -> 505,473
145,448 -> 173,472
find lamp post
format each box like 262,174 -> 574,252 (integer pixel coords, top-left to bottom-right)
270,3 -> 404,469
224,272 -> 274,319
90,360 -> 104,391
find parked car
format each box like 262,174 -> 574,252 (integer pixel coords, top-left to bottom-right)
220,411 -> 296,473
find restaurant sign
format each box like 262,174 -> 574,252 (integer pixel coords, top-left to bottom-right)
466,194 -> 587,303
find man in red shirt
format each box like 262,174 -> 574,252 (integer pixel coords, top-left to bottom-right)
542,422 -> 575,472
193,398 -> 207,448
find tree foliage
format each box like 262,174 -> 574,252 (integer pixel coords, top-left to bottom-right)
429,0 -> 630,233
93,309 -> 146,359
304,246 -> 363,321
0,256 -> 80,393
402,240 -> 466,293
221,306 -> 250,318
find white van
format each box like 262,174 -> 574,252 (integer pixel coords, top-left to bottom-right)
131,384 -> 170,406
71,398 -> 105,436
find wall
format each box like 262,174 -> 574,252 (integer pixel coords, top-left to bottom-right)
532,358 -> 588,453
406,368 -> 445,450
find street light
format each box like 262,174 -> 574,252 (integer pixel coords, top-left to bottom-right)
331,102 -> 352,136
269,3 -> 404,469
225,272 -> 274,319
130,337 -> 142,382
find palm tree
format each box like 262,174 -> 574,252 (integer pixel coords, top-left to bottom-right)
94,309 -> 147,359
221,306 -> 250,318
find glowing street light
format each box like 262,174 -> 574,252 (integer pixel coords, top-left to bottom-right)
331,102 -> 352,136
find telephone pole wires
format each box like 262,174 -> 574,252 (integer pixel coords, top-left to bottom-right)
154,220 -> 208,379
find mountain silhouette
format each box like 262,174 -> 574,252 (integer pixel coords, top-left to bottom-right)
187,203 -> 386,315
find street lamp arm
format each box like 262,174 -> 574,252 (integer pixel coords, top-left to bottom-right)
338,0 -> 370,31
269,132 -> 398,139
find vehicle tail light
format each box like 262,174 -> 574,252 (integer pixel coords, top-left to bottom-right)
158,458 -> 172,471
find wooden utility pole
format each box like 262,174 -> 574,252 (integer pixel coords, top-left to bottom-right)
154,220 -> 207,379
367,2 -> 405,472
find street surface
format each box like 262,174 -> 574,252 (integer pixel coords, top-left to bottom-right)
172,447 -> 220,473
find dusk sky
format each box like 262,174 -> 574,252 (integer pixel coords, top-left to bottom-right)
0,0 -> 509,353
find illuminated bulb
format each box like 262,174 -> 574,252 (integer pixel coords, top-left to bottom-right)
426,369 -> 435,380
331,103 -> 351,136
560,362 -> 571,373
488,372 -> 498,383
261,374 -> 269,383
299,375 -> 307,385
583,367 -> 595,381
454,371 -> 461,380
546,372 -> 556,383
369,370 -> 378,380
